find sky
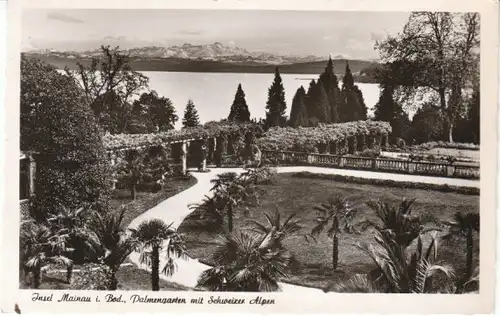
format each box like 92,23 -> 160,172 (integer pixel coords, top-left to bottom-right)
22,9 -> 410,59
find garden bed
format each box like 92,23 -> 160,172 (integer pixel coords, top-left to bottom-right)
177,173 -> 479,290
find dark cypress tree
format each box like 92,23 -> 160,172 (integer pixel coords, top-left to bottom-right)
228,83 -> 251,122
339,61 -> 367,122
314,81 -> 331,123
374,84 -> 410,142
182,99 -> 200,128
264,67 -> 287,128
289,86 -> 308,127
305,79 -> 317,120
319,56 -> 341,123
306,79 -> 330,125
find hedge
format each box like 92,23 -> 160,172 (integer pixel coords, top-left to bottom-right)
291,172 -> 479,195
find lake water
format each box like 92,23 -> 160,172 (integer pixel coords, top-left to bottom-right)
143,71 -> 382,129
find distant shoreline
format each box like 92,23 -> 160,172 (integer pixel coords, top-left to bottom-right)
23,53 -> 381,84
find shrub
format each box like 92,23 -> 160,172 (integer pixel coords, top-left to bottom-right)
70,263 -> 113,290
357,148 -> 381,158
21,57 -> 111,220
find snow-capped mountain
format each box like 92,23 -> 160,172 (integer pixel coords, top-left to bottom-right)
26,42 -> 325,65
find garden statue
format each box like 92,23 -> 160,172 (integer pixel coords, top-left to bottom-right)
199,144 -> 207,171
252,144 -> 262,167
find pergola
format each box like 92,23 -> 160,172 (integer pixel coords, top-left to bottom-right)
103,122 -> 263,189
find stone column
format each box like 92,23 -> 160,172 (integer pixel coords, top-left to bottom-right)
201,140 -> 207,171
110,153 -> 117,190
181,141 -> 187,174
381,134 -> 389,150
212,137 -> 217,163
350,137 -> 358,154
366,135 -> 373,149
28,154 -> 36,196
359,134 -> 366,151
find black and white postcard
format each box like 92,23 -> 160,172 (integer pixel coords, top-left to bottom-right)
1,0 -> 497,314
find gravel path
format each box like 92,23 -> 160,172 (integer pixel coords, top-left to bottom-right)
127,166 -> 479,292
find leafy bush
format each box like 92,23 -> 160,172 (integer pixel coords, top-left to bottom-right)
357,148 -> 381,158
70,263 -> 113,290
21,57 -> 111,219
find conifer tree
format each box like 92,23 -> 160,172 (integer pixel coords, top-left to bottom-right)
306,79 -> 330,125
339,61 -> 367,122
305,79 -> 317,120
228,83 -> 251,122
289,86 -> 308,127
182,99 -> 200,128
319,56 -> 341,123
264,67 -> 287,128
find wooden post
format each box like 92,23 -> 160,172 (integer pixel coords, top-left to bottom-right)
181,141 -> 187,175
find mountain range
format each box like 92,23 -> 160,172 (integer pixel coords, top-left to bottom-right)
24,42 -> 380,81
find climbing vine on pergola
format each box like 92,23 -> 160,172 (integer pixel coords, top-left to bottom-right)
256,120 -> 392,154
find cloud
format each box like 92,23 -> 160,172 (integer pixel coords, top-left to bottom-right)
370,32 -> 384,42
177,30 -> 203,36
47,12 -> 84,24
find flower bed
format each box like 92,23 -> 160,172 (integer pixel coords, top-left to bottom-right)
256,120 -> 391,152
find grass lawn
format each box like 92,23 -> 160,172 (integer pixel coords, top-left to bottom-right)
178,172 -> 479,290
110,175 -> 198,227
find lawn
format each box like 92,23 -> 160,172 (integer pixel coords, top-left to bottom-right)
110,175 -> 198,227
178,172 -> 479,290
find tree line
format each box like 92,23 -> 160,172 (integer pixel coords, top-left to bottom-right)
226,57 -> 369,129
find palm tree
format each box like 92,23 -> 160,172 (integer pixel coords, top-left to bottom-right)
364,199 -> 424,249
197,231 -> 292,292
209,172 -> 259,232
247,208 -> 302,248
308,195 -> 357,270
134,219 -> 187,291
46,205 -> 99,283
442,211 -> 480,285
358,230 -> 454,293
328,274 -> 382,293
20,220 -> 72,289
188,195 -> 225,229
91,207 -> 139,290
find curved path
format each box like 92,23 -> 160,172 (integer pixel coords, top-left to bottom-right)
127,166 -> 479,292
